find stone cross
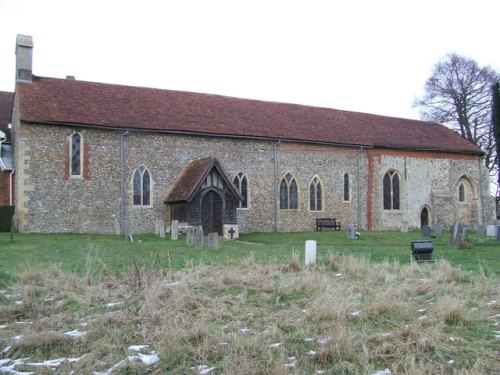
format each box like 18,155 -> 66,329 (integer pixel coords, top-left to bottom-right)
228,227 -> 236,239
171,220 -> 179,241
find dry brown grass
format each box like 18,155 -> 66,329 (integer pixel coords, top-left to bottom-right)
0,255 -> 498,374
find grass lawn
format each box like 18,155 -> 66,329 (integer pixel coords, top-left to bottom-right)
0,230 -> 498,285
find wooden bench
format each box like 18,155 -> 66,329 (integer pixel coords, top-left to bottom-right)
316,218 -> 341,231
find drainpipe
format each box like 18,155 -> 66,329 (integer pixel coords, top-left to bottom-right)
357,147 -> 363,229
273,140 -> 281,232
119,130 -> 129,234
9,170 -> 15,206
478,156 -> 485,226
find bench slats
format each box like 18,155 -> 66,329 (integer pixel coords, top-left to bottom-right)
316,218 -> 341,231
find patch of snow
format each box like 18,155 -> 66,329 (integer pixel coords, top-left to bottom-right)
239,328 -> 251,334
307,350 -> 316,356
0,358 -> 34,375
317,336 -> 332,345
13,335 -> 23,341
269,343 -> 281,349
14,301 -> 23,305
416,308 -> 426,314
104,302 -> 124,308
191,365 -> 216,374
381,332 -> 392,338
488,300 -> 497,306
418,315 -> 428,321
283,357 -> 297,368
128,345 -> 149,352
349,310 -> 362,317
93,359 -> 126,375
470,307 -> 479,312
372,369 -> 392,375
0,325 -> 7,329
128,352 -> 159,366
335,273 -> 343,277
26,355 -> 86,368
64,329 -> 87,338
304,338 -> 314,342
448,360 -> 456,365
165,281 -> 180,287
1,346 -> 11,355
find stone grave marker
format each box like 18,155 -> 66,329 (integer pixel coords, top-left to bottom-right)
450,220 -> 460,248
433,223 -> 443,236
347,224 -> 356,240
154,220 -> 160,235
477,224 -> 485,235
171,220 -> 179,241
497,225 -> 500,241
486,224 -> 496,237
421,225 -> 431,238
195,226 -> 204,248
208,233 -> 219,250
305,240 -> 316,266
113,216 -> 121,236
159,220 -> 166,239
186,226 -> 195,246
400,221 -> 409,233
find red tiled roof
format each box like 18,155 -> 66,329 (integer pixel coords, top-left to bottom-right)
165,157 -> 243,203
0,91 -> 13,140
18,76 -> 483,155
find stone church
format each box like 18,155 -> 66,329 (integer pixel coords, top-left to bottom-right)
1,35 -> 495,235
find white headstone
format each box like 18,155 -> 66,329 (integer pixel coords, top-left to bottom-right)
208,233 -> 219,250
486,224 -> 496,237
347,224 -> 356,240
305,240 -> 316,266
159,220 -> 166,239
400,221 -> 408,233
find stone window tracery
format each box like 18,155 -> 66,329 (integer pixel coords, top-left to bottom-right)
280,173 -> 298,210
233,172 -> 248,209
70,133 -> 82,176
133,166 -> 151,206
383,170 -> 400,210
309,176 -> 322,211
458,183 -> 465,202
343,173 -> 350,202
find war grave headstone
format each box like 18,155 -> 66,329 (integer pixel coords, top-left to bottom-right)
305,240 -> 316,266
486,224 -> 496,237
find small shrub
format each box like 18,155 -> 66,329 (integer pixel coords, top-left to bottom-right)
282,254 -> 301,272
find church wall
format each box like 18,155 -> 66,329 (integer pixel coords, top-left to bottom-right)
368,150 -> 493,230
13,121 -> 493,234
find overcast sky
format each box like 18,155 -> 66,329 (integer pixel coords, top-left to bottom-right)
1,0 -> 499,120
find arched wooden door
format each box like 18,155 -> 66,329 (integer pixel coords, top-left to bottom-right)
420,206 -> 430,228
201,191 -> 223,235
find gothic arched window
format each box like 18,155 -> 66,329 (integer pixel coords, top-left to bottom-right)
133,166 -> 151,206
233,172 -> 248,208
280,173 -> 298,210
383,170 -> 400,210
309,176 -> 322,211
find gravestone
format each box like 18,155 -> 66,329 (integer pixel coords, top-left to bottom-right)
186,226 -> 195,246
171,220 -> 179,241
400,221 -> 409,233
195,226 -> 204,248
477,224 -> 485,235
154,220 -> 160,235
472,220 -> 479,232
421,225 -> 431,238
450,220 -> 461,248
208,233 -> 219,250
159,220 -> 166,239
347,224 -> 356,240
497,226 -> 500,241
486,224 -> 496,237
305,240 -> 316,266
126,233 -> 134,242
433,223 -> 443,236
113,216 -> 121,236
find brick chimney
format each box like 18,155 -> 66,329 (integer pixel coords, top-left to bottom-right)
15,34 -> 33,83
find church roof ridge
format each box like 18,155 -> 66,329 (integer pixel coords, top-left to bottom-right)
17,76 -> 483,155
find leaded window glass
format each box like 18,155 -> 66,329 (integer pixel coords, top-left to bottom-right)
309,176 -> 322,211
383,170 -> 400,210
133,166 -> 151,206
343,173 -> 350,201
71,133 -> 81,176
459,183 -> 465,202
280,173 -> 298,210
233,172 -> 248,208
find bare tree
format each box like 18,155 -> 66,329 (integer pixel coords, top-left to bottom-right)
414,53 -> 499,175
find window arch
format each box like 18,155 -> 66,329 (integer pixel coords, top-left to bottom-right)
383,170 -> 400,210
233,172 -> 248,209
280,173 -> 298,210
133,166 -> 151,206
309,176 -> 323,211
70,132 -> 82,176
458,183 -> 465,202
343,173 -> 350,202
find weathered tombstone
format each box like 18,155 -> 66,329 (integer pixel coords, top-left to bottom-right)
154,220 -> 160,235
477,224 -> 485,235
195,226 -> 204,248
486,224 -> 496,237
400,221 -> 409,233
113,216 -> 121,236
450,221 -> 460,248
497,225 -> 500,241
126,233 -> 134,242
472,220 -> 479,232
347,224 -> 356,240
208,233 -> 219,250
186,226 -> 195,246
433,223 -> 443,236
305,240 -> 316,266
159,220 -> 166,239
171,220 -> 179,241
421,225 -> 431,238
